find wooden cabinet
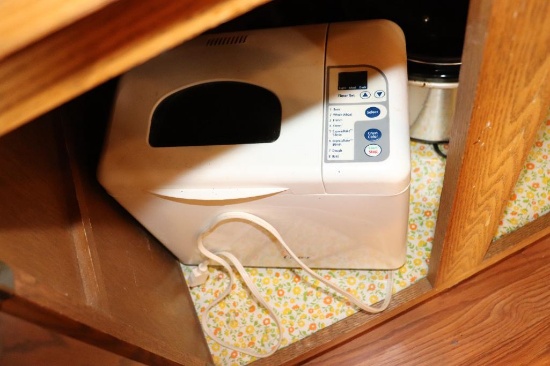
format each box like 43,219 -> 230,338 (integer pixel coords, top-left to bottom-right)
0,83 -> 213,365
429,0 -> 550,287
0,0 -> 549,365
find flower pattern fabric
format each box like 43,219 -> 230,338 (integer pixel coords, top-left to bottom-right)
494,115 -> 550,239
180,114 -> 549,365
181,141 -> 445,365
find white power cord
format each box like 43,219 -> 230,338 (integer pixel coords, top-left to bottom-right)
188,211 -> 394,358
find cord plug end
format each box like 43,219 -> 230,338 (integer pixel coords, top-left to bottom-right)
187,262 -> 209,287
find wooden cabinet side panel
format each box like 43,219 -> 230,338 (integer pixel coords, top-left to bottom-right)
60,82 -> 213,364
0,82 -> 213,365
0,114 -> 87,306
430,0 -> 550,286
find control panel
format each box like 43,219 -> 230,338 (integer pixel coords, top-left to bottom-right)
325,66 -> 389,163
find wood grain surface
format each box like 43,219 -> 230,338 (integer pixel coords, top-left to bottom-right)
0,0 -> 267,137
4,234 -> 547,365
304,234 -> 550,365
430,0 -> 550,286
0,312 -> 146,366
0,83 -> 213,365
0,0 -> 114,58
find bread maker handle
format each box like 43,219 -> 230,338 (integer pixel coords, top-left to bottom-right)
149,187 -> 288,201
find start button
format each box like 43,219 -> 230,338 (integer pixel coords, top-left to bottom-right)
364,144 -> 382,157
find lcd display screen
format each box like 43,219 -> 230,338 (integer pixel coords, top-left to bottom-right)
338,71 -> 368,90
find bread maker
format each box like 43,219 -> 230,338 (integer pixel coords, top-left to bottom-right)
98,20 -> 411,269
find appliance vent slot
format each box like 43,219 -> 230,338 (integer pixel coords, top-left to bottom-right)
206,35 -> 248,46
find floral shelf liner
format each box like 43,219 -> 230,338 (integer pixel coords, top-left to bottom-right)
181,114 -> 549,366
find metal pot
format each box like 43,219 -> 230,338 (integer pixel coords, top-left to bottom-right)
408,78 -> 458,143
400,0 -> 467,143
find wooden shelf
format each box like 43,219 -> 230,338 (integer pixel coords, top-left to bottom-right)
0,0 -> 268,137
0,0 -> 114,57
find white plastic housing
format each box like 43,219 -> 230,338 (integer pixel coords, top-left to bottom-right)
98,20 -> 410,269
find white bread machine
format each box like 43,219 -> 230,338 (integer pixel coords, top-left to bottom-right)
98,20 -> 411,269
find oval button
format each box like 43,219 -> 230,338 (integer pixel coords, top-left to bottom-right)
364,128 -> 382,141
365,106 -> 381,118
364,144 -> 382,157
360,91 -> 371,99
